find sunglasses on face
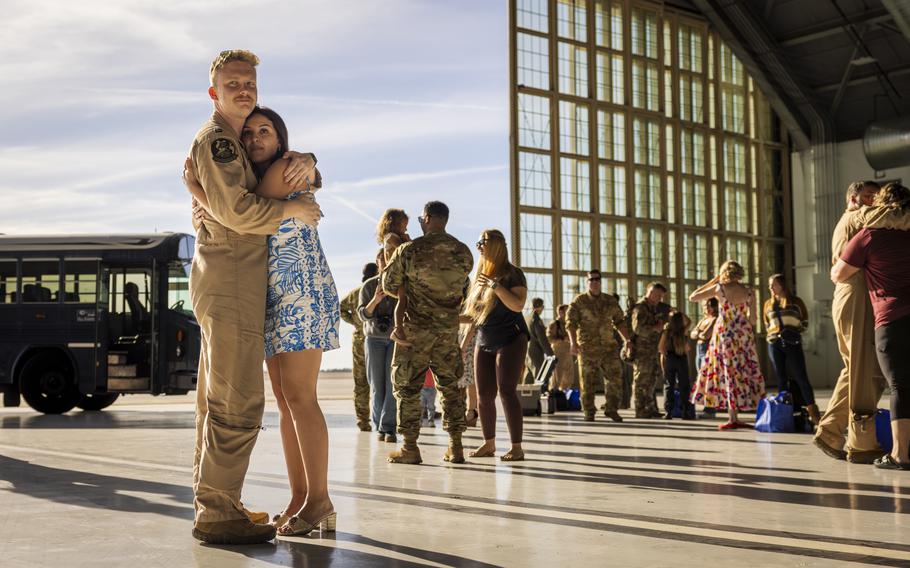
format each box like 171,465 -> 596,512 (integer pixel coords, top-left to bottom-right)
476,240 -> 487,249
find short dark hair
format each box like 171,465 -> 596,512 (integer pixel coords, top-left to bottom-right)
532,297 -> 544,309
647,281 -> 667,293
362,262 -> 378,282
707,298 -> 719,309
424,201 -> 449,220
587,269 -> 601,277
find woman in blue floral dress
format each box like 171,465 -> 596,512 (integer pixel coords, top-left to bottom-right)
184,106 -> 339,537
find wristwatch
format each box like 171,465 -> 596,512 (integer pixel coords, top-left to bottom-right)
490,281 -> 499,290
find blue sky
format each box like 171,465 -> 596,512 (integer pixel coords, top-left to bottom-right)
1,0 -> 510,370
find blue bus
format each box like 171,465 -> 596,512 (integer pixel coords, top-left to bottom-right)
0,233 -> 200,413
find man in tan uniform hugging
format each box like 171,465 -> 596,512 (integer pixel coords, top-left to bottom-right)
188,50 -> 320,545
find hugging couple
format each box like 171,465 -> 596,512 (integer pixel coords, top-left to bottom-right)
183,49 -> 339,545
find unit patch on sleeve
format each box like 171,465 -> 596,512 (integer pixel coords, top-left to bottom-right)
211,138 -> 238,163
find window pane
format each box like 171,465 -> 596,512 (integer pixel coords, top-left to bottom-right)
562,274 -> 587,306
520,213 -> 553,268
597,110 -> 625,161
64,260 -> 98,304
559,101 -> 590,156
600,221 -> 628,273
524,272 -> 555,315
518,93 -> 551,150
724,140 -> 746,184
634,169 -> 662,220
560,157 -> 591,211
518,33 -> 549,90
595,52 -> 624,104
561,217 -> 592,272
517,0 -> 549,33
21,259 -> 60,303
598,164 -> 627,216
595,1 -> 623,50
0,260 -> 15,303
631,8 -> 658,58
558,42 -> 588,96
632,118 -> 660,167
518,152 -> 552,208
631,60 -> 659,111
557,0 -> 587,40
635,226 -> 663,275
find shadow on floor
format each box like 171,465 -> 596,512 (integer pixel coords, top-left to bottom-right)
0,454 -> 193,520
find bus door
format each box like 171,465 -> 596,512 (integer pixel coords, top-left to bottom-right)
106,267 -> 153,391
61,258 -> 104,395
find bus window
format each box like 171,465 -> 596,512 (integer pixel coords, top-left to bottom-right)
64,260 -> 99,304
168,261 -> 193,315
109,269 -> 151,336
0,260 -> 15,303
21,259 -> 61,303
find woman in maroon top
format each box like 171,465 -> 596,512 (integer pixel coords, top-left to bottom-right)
832,182 -> 910,470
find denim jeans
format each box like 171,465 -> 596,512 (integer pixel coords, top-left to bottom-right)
365,336 -> 396,434
768,338 -> 815,405
420,386 -> 437,421
696,342 -> 708,372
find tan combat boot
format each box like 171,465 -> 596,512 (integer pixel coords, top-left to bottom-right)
388,435 -> 422,464
443,433 -> 466,464
192,518 -> 277,545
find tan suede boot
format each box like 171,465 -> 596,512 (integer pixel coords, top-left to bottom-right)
443,433 -> 466,464
388,435 -> 422,464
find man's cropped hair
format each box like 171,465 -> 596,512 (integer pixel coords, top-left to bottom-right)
210,49 -> 260,86
532,297 -> 544,309
424,201 -> 449,220
647,281 -> 667,293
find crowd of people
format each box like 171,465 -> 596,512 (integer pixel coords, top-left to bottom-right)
181,49 -> 910,547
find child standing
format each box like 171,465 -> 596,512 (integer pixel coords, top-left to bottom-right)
659,311 -> 693,420
420,368 -> 437,428
689,298 -> 719,418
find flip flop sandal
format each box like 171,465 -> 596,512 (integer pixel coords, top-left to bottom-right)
500,450 -> 525,462
469,446 -> 496,458
873,455 -> 910,470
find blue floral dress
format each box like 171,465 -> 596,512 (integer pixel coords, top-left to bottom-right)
264,191 -> 341,357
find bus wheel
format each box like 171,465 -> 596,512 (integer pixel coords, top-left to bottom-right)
19,355 -> 80,414
76,393 -> 120,411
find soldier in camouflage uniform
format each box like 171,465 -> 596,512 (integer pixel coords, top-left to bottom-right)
566,269 -> 632,422
382,201 -> 474,465
631,282 -> 670,418
339,262 -> 378,431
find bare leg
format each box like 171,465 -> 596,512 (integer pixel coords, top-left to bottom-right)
893,419 -> 910,463
266,357 -> 307,516
278,349 -> 333,523
467,381 -> 478,412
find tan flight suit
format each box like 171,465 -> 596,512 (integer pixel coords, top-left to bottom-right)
815,205 -> 910,454
189,112 -> 285,523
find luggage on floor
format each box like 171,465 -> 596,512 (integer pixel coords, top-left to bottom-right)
876,409 -> 893,453
534,355 -> 557,391
565,388 -> 581,411
670,388 -> 682,418
548,388 -> 568,411
517,384 -> 541,416
754,392 -> 795,433
540,391 -> 556,414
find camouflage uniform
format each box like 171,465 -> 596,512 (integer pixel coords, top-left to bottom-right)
566,292 -> 626,418
382,231 -> 474,448
339,286 -> 370,430
631,300 -> 666,418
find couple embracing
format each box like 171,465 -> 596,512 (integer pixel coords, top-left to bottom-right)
183,50 -> 339,545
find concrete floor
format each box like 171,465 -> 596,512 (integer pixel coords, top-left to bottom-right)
1,373 -> 908,567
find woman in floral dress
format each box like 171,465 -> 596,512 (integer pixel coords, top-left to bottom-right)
688,260 -> 765,430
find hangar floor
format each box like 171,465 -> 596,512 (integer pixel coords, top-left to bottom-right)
1,372 -> 907,567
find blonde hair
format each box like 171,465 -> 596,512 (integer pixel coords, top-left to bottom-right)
376,209 -> 408,244
718,260 -> 745,284
464,229 -> 511,324
210,49 -> 260,86
874,182 -> 910,211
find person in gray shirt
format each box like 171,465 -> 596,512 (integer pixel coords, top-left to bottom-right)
358,249 -> 399,442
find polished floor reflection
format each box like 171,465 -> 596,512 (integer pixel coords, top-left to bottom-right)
1,376 -> 908,567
